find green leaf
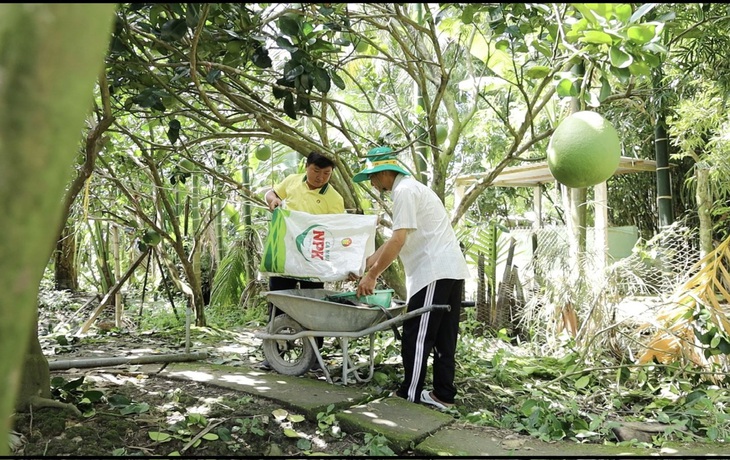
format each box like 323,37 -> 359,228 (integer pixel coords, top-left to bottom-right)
719,338 -> 730,354
120,402 -> 150,415
628,60 -> 651,77
148,431 -> 172,442
575,375 -> 590,389
627,25 -> 656,45
107,394 -> 132,408
206,69 -> 222,84
288,414 -> 305,423
296,438 -> 313,450
312,67 -> 331,92
283,428 -> 301,438
252,46 -> 272,68
279,14 -> 302,37
555,78 -> 576,98
599,75 -> 611,101
630,4 -> 657,23
202,433 -> 219,441
64,377 -> 85,391
520,399 -> 539,416
525,65 -> 550,79
642,42 -> 667,55
530,39 -> 552,59
710,334 -> 721,348
83,390 -> 104,403
160,19 -> 187,42
609,46 -> 632,68
217,427 -> 233,442
275,36 -> 296,52
283,94 -> 296,119
284,64 -> 305,80
581,30 -> 613,45
330,71 -> 346,90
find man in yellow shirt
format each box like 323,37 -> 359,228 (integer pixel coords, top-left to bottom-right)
258,151 -> 345,370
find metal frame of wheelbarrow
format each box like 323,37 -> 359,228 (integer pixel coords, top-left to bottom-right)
255,303 -> 450,385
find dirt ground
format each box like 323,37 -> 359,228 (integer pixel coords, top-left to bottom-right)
12,367 -> 380,457
12,308 -> 419,458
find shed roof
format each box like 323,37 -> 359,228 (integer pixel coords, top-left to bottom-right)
456,156 -> 657,188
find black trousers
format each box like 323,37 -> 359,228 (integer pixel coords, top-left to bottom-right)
396,278 -> 463,405
268,276 -> 324,348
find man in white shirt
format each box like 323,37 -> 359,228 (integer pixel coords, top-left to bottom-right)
353,146 -> 470,410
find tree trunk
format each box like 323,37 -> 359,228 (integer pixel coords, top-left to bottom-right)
54,226 -> 78,292
0,4 -> 116,455
53,85 -> 114,292
653,69 -> 675,230
15,314 -> 51,411
696,164 -> 713,259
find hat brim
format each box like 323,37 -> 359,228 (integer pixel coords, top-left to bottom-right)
353,164 -> 410,183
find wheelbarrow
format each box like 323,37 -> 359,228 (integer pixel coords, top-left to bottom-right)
254,288 -> 449,385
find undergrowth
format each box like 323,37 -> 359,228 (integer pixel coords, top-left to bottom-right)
36,283 -> 730,449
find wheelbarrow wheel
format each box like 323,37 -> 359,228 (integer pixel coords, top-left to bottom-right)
262,314 -> 317,376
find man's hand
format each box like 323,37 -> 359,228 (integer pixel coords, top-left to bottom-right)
346,272 -> 360,282
265,189 -> 282,211
268,197 -> 282,211
356,273 -> 377,297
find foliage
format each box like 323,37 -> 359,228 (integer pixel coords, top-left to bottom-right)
29,292 -> 730,455
50,376 -> 104,418
454,328 -> 730,445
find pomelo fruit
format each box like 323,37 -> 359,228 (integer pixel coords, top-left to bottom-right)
547,111 -> 621,188
435,124 -> 448,145
255,144 -> 272,161
143,229 -> 161,246
179,158 -> 195,173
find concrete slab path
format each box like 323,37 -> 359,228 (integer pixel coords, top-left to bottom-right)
144,362 -> 726,457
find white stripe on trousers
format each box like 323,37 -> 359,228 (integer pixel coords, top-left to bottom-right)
405,281 -> 436,402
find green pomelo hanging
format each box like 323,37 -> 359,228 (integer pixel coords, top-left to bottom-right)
255,144 -> 272,161
547,111 -> 621,188
435,124 -> 448,145
143,229 -> 161,246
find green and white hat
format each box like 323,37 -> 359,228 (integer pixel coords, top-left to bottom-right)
352,146 -> 410,183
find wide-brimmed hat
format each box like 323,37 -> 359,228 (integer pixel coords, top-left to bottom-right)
352,146 -> 410,183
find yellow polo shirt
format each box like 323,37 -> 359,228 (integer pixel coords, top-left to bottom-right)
273,173 -> 345,214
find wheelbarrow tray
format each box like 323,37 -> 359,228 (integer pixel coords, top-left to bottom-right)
264,288 -> 405,333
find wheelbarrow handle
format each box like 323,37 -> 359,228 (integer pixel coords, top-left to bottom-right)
395,299 -> 470,309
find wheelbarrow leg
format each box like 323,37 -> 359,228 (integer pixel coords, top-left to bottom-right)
340,334 -> 376,385
307,336 -> 333,384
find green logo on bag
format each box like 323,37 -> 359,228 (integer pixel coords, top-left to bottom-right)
260,208 -> 289,273
296,225 -> 332,261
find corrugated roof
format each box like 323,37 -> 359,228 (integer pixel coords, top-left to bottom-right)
456,156 -> 657,188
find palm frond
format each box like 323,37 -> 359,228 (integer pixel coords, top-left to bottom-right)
638,235 -> 730,375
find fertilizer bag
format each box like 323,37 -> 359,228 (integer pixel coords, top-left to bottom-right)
260,208 -> 377,282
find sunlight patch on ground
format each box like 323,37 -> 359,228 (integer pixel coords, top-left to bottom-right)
219,373 -> 279,389
167,370 -> 215,382
216,344 -> 253,354
342,408 -> 398,427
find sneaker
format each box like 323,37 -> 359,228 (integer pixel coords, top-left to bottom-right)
420,389 -> 453,410
256,359 -> 272,371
